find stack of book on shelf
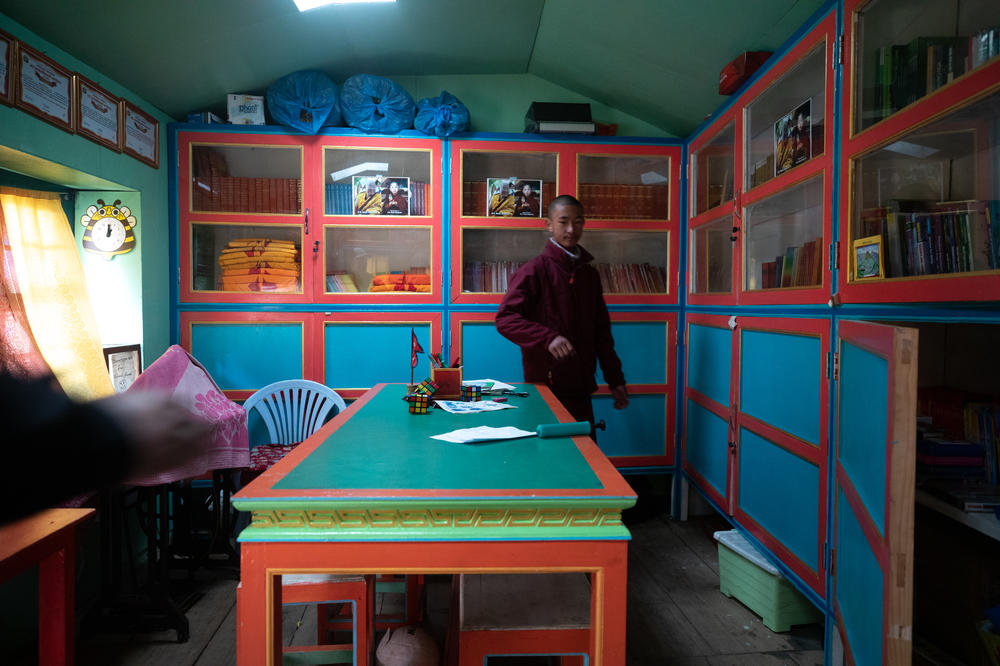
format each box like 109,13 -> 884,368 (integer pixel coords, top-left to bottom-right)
862,200 -> 1000,278
324,181 -> 428,216
758,237 -> 823,289
325,271 -> 359,292
462,260 -> 525,293
217,238 -> 299,292
917,386 -> 1000,489
595,262 -> 667,294
577,183 -> 669,219
869,27 -> 999,125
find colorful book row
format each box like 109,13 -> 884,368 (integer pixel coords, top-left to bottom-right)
759,237 -> 823,289
863,201 -> 1000,278
462,261 -> 525,293
869,27 -> 999,125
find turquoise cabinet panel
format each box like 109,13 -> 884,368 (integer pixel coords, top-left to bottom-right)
836,486 -> 883,666
612,321 -> 668,384
459,321 -> 524,384
191,322 -> 303,390
838,340 -> 888,536
738,428 -> 819,571
685,400 -> 729,497
594,394 -> 666,457
325,323 -> 432,389
740,329 -> 821,444
687,324 -> 731,405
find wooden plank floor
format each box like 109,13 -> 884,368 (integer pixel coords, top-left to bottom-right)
71,508 -> 825,665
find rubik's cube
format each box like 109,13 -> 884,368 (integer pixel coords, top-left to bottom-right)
461,384 -> 482,401
413,378 -> 439,396
404,392 -> 431,414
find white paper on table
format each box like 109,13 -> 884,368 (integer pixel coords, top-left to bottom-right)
434,399 -> 515,414
461,378 -> 516,391
431,426 -> 537,444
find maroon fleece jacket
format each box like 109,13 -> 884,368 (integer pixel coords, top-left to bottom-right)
495,240 -> 625,396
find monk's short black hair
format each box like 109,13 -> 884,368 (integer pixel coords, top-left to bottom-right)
547,194 -> 584,218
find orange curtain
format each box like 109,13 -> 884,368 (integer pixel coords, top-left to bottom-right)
0,187 -> 112,400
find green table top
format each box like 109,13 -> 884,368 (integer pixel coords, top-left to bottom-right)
274,384 -> 601,492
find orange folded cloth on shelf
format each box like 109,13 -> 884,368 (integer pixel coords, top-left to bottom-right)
219,249 -> 298,264
222,267 -> 300,278
228,238 -> 297,248
369,283 -> 432,292
371,273 -> 431,287
217,258 -> 300,271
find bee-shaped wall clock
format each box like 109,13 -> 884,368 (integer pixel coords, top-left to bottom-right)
81,199 -> 137,259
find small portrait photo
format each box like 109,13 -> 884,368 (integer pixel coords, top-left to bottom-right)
486,177 -> 518,217
353,175 -> 384,215
774,98 -> 811,176
853,235 -> 884,280
513,179 -> 542,218
380,176 -> 410,215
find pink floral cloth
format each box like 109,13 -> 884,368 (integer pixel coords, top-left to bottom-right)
125,345 -> 249,486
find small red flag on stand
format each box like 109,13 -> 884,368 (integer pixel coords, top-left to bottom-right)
410,329 -> 424,369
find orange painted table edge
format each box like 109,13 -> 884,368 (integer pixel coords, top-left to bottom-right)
0,507 -> 96,666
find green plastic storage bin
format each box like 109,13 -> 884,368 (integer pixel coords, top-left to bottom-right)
714,530 -> 822,632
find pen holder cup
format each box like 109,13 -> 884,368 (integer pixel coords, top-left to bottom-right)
431,366 -> 462,399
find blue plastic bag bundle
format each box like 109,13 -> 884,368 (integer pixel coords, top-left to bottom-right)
339,74 -> 415,134
266,70 -> 340,134
414,91 -> 470,137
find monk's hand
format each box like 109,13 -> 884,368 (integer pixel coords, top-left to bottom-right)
611,385 -> 630,410
547,335 -> 576,360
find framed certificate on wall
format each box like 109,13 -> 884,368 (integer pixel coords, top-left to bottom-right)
15,42 -> 73,132
122,100 -> 159,168
0,29 -> 13,106
75,75 -> 121,151
104,344 -> 142,393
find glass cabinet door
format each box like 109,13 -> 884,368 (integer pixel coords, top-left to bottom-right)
851,0 -> 1000,133
847,90 -> 1000,296
459,149 -> 558,218
322,146 -> 434,217
690,216 -> 734,297
744,175 -> 824,292
744,41 -> 827,191
577,154 -> 670,220
461,228 -> 547,294
190,222 -> 304,294
189,144 -> 302,215
323,225 -> 433,295
691,122 -> 735,217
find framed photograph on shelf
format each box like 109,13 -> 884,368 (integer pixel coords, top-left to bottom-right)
852,235 -> 884,280
15,42 -> 74,132
353,175 -> 384,215
486,177 -> 517,216
773,98 -> 811,177
0,29 -> 13,105
379,176 -> 410,215
122,100 -> 159,168
513,179 -> 542,218
75,75 -> 121,151
103,344 -> 142,394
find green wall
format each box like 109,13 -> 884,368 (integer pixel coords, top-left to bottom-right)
0,12 -> 173,364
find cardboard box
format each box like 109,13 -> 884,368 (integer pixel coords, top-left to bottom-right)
227,94 -> 265,125
714,530 -> 822,632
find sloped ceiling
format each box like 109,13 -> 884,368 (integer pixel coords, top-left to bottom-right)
0,0 -> 828,138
